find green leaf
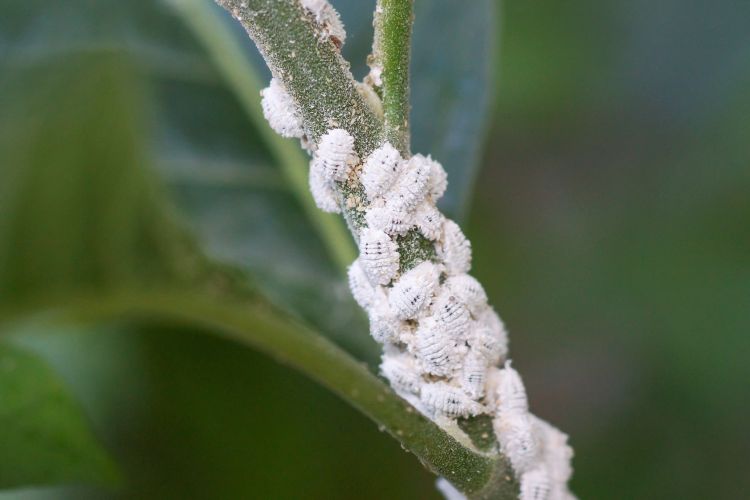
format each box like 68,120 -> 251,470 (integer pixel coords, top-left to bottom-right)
0,342 -> 117,489
0,0 -> 373,358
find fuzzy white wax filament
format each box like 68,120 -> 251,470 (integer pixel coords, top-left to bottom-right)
260,78 -> 304,138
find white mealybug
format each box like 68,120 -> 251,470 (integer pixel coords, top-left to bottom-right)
520,468 -> 552,500
460,350 -> 489,400
380,354 -> 423,395
365,205 -> 413,235
426,155 -> 448,201
496,361 -> 529,414
260,78 -> 304,138
446,274 -> 488,316
420,382 -> 484,418
368,293 -> 403,344
439,219 -> 472,275
347,259 -> 376,309
316,128 -> 357,182
361,143 -> 403,200
494,412 -> 540,473
388,261 -> 440,320
413,317 -> 464,376
432,291 -> 472,340
413,202 -> 444,240
358,228 -> 399,285
309,158 -> 340,213
386,154 -> 431,213
300,0 -> 346,48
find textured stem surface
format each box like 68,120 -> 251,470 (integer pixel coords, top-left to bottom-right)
372,0 -> 414,156
215,0 -> 383,158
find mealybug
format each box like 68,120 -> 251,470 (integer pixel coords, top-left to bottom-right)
420,382 -> 484,418
380,354 -> 423,395
309,159 -> 340,213
494,411 -> 540,473
461,350 -> 489,400
316,128 -> 357,183
366,205 -> 413,235
439,219 -> 472,275
388,261 -> 440,320
413,202 -> 444,241
361,143 -> 403,200
358,228 -> 399,285
496,361 -> 529,414
431,291 -> 472,340
413,317 -> 464,376
386,155 -> 431,213
260,78 -> 304,138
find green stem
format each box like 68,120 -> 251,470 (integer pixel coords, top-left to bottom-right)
372,0 -> 414,156
6,290 -> 516,498
214,0 -> 383,159
170,0 -> 356,272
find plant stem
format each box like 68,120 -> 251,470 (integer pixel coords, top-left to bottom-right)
6,289 -> 516,498
214,0 -> 433,268
372,0 -> 414,156
214,0 -> 383,159
169,0 -> 356,273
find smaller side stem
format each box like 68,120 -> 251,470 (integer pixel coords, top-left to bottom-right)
372,0 -> 414,156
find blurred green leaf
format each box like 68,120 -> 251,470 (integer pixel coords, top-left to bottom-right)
0,342 -> 117,489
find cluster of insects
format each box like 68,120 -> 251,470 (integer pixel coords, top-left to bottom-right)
256,2 -> 575,498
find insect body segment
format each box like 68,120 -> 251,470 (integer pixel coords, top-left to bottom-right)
420,382 -> 484,418
358,228 -> 399,285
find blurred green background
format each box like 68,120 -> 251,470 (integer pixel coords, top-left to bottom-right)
1,0 -> 749,499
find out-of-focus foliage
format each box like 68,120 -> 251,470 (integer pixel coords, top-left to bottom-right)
471,1 -> 750,499
0,343 -> 116,488
0,0 -> 496,498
